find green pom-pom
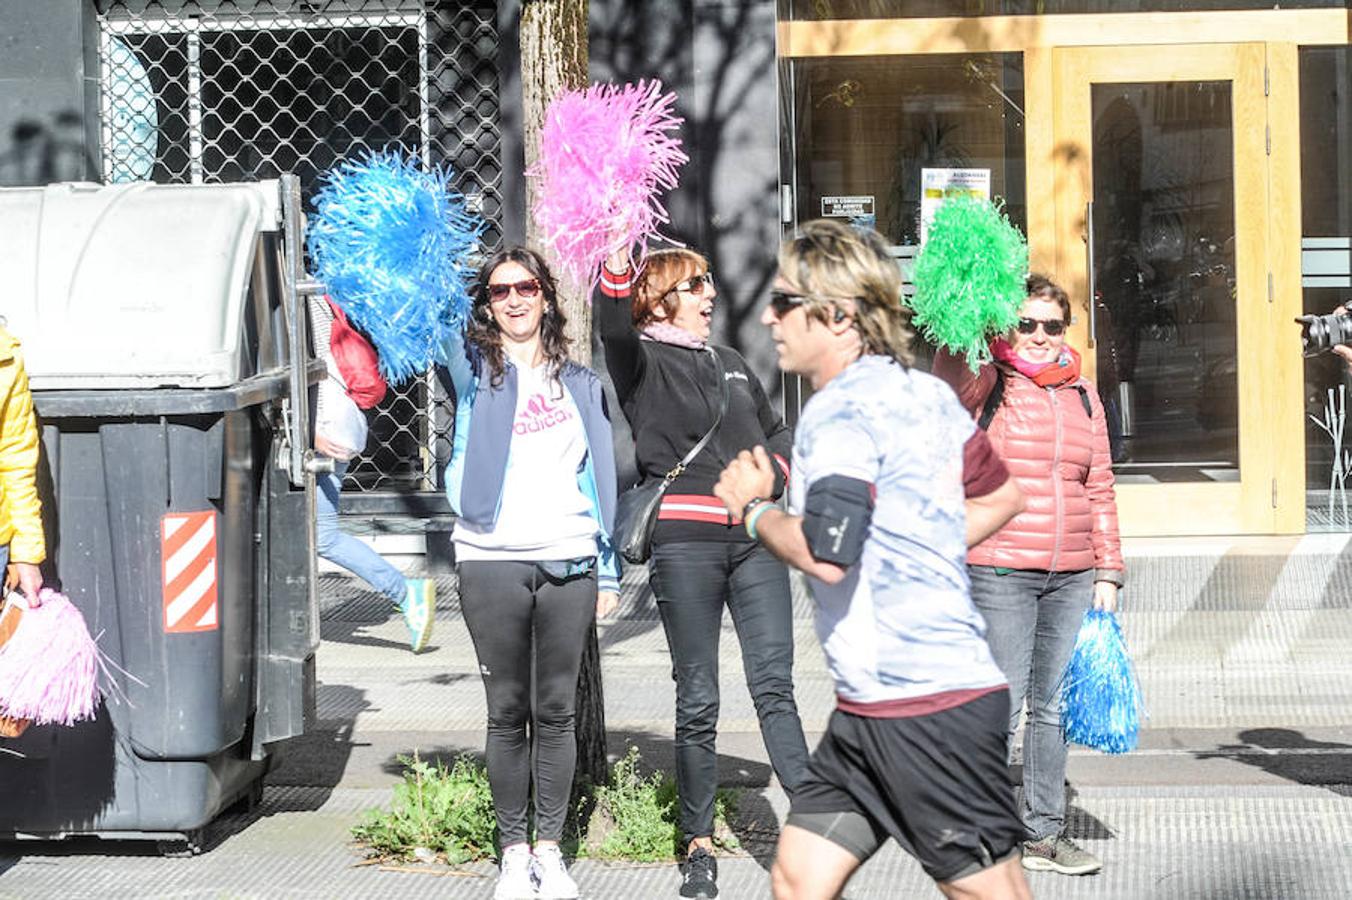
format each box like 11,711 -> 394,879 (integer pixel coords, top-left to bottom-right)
908,197 -> 1029,370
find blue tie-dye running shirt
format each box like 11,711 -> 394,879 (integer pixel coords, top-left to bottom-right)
788,355 -> 1008,713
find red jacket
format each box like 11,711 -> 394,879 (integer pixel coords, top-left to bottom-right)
933,350 -> 1125,580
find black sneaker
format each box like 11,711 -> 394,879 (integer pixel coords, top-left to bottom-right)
680,847 -> 719,898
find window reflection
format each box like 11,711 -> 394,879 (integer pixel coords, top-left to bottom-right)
789,52 -> 1026,251
1301,47 -> 1352,531
1092,81 -> 1238,483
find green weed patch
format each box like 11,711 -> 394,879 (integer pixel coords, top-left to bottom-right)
353,746 -> 740,864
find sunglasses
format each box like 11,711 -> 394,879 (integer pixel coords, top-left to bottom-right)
1016,317 -> 1067,337
768,289 -> 808,318
487,279 -> 541,302
667,272 -> 714,297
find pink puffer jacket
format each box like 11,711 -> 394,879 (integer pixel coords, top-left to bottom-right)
933,351 -> 1125,579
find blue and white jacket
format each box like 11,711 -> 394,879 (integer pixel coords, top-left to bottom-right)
443,334 -> 620,593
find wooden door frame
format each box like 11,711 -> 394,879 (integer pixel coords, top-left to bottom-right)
1049,43 -> 1303,535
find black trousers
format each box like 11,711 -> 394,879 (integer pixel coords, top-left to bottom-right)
649,540 -> 810,846
458,559 -> 596,846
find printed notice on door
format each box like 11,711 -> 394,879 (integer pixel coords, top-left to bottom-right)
821,195 -> 875,218
920,168 -> 991,245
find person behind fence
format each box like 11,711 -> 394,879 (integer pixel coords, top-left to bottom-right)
308,296 -> 434,654
0,325 -> 44,608
932,274 -> 1125,877
597,243 -> 810,900
444,246 -> 620,900
712,219 -> 1031,900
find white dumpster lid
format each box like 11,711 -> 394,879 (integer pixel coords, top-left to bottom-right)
0,181 -> 282,390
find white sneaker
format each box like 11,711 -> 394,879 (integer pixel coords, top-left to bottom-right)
494,844 -> 537,900
532,844 -> 579,899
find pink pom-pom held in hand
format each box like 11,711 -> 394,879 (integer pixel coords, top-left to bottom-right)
528,79 -> 689,287
0,588 -> 102,727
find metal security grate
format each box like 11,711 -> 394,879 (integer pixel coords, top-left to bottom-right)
96,0 -> 501,496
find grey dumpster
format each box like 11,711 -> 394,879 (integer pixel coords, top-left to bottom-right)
0,178 -> 325,851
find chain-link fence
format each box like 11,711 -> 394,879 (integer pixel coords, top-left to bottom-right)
96,0 -> 500,498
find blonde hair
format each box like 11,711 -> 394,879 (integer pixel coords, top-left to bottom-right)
632,249 -> 708,329
777,219 -> 914,366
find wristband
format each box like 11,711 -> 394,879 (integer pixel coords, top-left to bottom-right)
744,501 -> 773,541
741,497 -> 769,520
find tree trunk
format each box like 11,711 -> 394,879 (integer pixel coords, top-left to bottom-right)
519,0 -> 609,792
521,3 -> 588,329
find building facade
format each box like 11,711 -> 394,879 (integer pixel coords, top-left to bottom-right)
778,2 -> 1352,536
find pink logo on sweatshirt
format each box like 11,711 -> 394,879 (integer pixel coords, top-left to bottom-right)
515,392 -> 573,434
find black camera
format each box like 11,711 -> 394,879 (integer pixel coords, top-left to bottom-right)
1296,311 -> 1352,357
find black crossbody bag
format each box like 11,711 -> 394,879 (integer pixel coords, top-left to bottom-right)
613,347 -> 729,565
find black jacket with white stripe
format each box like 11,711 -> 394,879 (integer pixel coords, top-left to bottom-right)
596,266 -> 792,544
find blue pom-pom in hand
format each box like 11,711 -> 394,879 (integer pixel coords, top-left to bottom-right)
307,150 -> 485,385
1061,608 -> 1143,754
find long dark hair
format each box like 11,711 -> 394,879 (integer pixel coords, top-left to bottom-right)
466,246 -> 572,387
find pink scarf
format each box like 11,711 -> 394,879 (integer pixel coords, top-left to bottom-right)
990,338 -> 1081,388
640,322 -> 706,349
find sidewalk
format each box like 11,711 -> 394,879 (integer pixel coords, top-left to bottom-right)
2,538 -> 1352,898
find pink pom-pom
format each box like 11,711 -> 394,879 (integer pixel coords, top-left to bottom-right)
0,589 -> 101,726
528,79 -> 689,287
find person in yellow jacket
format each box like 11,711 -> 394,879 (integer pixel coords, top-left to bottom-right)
0,327 -> 45,606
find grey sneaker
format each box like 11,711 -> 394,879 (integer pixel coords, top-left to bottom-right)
1022,835 -> 1102,875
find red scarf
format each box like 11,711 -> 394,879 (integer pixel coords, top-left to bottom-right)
990,338 -> 1082,388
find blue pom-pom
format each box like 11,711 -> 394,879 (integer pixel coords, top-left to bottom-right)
307,150 -> 485,385
1061,608 -> 1143,754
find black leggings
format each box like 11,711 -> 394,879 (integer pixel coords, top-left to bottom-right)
458,560 -> 596,846
649,540 -> 810,846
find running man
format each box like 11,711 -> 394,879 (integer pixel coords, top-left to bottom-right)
713,219 -> 1032,900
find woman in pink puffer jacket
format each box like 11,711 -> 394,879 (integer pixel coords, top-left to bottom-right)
933,274 -> 1124,878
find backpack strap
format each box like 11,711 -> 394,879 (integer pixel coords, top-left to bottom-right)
977,374 -> 1005,431
977,376 -> 1092,430
1075,384 -> 1093,418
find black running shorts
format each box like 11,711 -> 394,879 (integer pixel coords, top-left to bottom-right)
785,689 -> 1023,884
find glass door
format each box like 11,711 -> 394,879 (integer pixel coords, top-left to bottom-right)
1052,44 -> 1303,535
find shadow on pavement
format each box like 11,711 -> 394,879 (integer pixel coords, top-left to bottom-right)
1194,727 -> 1352,798
268,682 -> 371,792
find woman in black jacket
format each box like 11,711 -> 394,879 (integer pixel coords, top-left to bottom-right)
598,248 -> 809,899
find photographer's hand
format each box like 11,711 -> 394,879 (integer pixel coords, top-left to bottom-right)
1335,305 -> 1352,371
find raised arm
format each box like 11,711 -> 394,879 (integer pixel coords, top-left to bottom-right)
594,251 -> 646,403
442,324 -> 475,402
931,347 -> 999,418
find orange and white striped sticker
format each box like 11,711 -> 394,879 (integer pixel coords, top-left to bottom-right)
161,511 -> 219,633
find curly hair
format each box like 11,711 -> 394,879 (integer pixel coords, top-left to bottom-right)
631,248 -> 708,329
465,246 -> 572,387
777,219 -> 915,366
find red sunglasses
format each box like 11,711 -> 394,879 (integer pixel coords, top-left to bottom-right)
487,279 -> 541,302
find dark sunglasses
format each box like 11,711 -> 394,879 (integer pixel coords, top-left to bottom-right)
487,279 -> 541,302
667,272 -> 714,297
1016,317 -> 1067,337
768,289 -> 808,317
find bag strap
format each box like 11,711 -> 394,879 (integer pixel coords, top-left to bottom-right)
661,347 -> 729,486
977,373 -> 1005,431
1075,384 -> 1093,418
978,375 -> 1093,430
